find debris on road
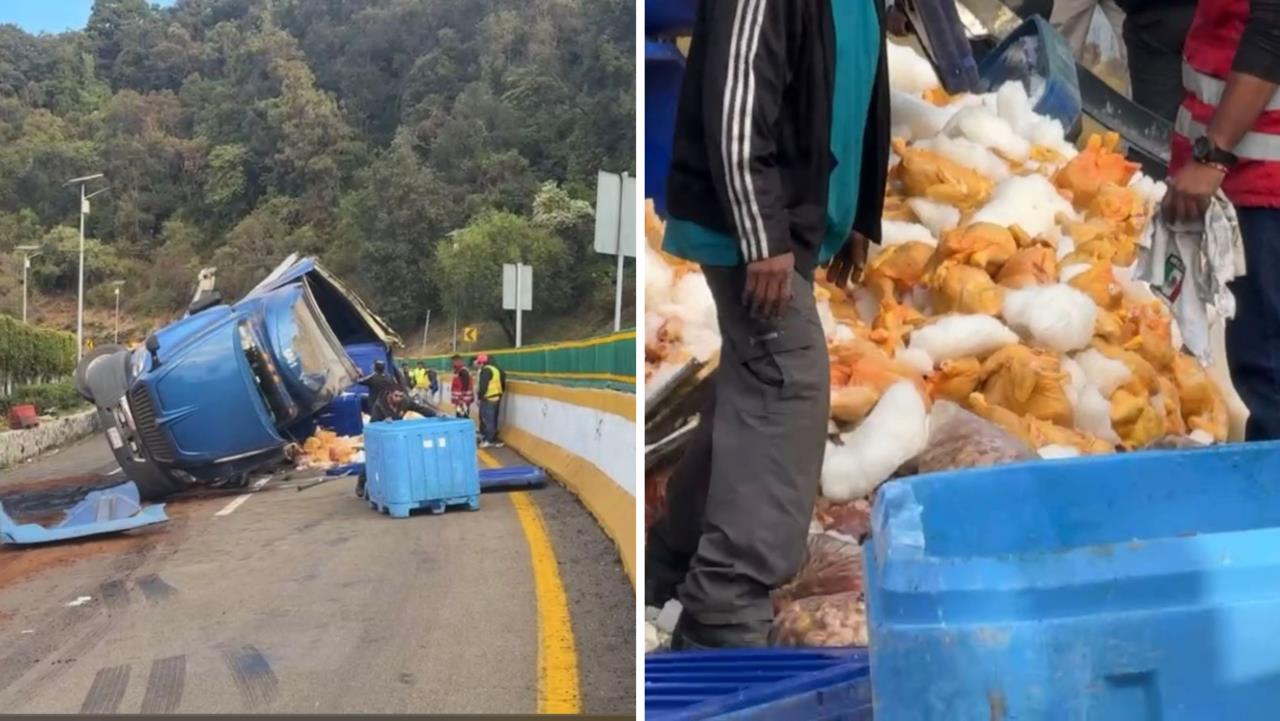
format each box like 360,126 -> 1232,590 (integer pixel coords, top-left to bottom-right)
296,429 -> 362,470
65,596 -> 93,607
0,482 -> 168,546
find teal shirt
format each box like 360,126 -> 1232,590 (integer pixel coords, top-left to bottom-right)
663,0 -> 882,266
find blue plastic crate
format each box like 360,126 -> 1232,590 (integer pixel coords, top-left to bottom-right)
978,15 -> 1081,133
646,0 -> 697,37
314,392 -> 363,437
867,441 -> 1280,721
646,40 -> 685,219
646,648 -> 872,720
363,417 -> 480,518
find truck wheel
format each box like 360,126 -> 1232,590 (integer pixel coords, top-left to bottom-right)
75,344 -> 128,402
129,468 -> 187,501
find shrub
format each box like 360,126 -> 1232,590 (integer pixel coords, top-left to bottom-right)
0,380 -> 85,415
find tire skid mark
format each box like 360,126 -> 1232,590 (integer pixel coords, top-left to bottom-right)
0,531 -> 178,702
10,619 -> 114,705
139,655 -> 185,714
98,580 -> 129,610
135,574 -> 177,602
79,664 -> 130,714
0,605 -> 100,699
223,645 -> 279,709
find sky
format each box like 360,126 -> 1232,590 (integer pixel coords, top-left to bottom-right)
0,0 -> 177,35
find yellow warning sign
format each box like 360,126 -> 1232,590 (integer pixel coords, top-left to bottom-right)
84,338 -> 94,351
462,326 -> 479,343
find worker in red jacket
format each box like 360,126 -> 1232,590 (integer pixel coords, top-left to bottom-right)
1166,0 -> 1280,440
449,354 -> 475,419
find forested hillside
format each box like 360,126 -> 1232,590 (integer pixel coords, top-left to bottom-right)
0,0 -> 634,346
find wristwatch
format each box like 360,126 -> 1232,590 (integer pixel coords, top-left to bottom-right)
1192,136 -> 1238,172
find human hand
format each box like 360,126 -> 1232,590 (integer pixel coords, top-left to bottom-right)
887,3 -> 912,37
744,252 -> 795,319
826,231 -> 870,289
1165,161 -> 1226,223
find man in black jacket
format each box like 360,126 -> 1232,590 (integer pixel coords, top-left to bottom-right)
1117,0 -> 1197,124
648,0 -> 890,649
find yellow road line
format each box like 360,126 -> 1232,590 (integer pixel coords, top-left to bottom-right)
478,450 -> 582,713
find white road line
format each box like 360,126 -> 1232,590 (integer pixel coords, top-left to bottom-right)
214,478 -> 271,517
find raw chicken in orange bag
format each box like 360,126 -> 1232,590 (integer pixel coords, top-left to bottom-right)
935,222 -> 1017,275
1067,262 -> 1123,310
1172,353 -> 1229,441
891,138 -> 994,210
861,240 -> 934,300
927,357 -> 983,403
930,261 -> 1004,316
1087,182 -> 1148,236
1025,416 -> 1115,454
1119,300 -> 1176,371
997,245 -> 1057,289
872,300 -> 927,353
1110,387 -> 1167,449
1053,132 -> 1141,209
979,344 -> 1074,427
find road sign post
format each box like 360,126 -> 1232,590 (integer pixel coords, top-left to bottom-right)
502,263 -> 532,348
594,170 -> 636,332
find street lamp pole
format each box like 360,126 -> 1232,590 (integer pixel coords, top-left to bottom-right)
15,244 -> 39,324
66,173 -> 106,360
112,281 -> 125,343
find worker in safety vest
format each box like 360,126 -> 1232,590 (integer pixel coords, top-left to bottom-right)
474,354 -> 504,448
1166,0 -> 1280,440
450,354 -> 475,419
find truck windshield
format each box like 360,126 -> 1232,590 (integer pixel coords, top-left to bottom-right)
273,284 -> 359,412
239,322 -> 298,426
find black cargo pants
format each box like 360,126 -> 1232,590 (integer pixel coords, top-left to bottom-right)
1122,2 -> 1196,124
648,264 -> 830,625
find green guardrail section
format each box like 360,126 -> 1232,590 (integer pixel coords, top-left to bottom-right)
403,329 -> 636,393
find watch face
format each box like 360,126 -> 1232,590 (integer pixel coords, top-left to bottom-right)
1193,136 -> 1210,161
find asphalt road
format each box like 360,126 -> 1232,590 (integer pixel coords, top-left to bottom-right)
0,436 -> 635,714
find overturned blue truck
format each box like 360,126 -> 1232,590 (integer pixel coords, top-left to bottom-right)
75,255 -> 403,500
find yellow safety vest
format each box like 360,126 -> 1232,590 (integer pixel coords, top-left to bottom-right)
483,366 -> 503,400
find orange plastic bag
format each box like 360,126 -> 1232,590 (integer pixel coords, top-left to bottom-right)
979,345 -> 1074,427
891,138 -> 994,210
935,223 -> 1018,275
862,241 -> 935,300
930,262 -> 1004,316
1053,132 -> 1140,209
996,245 -> 1058,289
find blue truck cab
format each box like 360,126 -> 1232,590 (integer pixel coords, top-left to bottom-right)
75,255 -> 403,499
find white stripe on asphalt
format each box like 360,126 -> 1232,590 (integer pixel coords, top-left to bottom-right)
214,478 -> 271,517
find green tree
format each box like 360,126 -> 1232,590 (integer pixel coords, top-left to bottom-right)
436,209 -> 573,343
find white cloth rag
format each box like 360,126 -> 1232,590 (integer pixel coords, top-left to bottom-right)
1134,192 -> 1246,364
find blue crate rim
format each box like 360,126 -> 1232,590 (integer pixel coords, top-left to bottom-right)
645,647 -> 870,720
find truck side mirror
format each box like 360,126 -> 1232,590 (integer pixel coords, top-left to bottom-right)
145,334 -> 161,367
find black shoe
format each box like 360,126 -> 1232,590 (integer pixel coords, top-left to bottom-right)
355,479 -> 366,499
670,613 -> 770,650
